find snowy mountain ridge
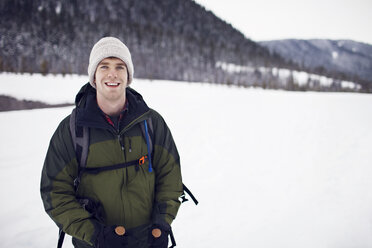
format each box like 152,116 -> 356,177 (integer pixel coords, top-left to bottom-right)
260,39 -> 372,86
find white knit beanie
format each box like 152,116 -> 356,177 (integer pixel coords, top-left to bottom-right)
88,37 -> 134,88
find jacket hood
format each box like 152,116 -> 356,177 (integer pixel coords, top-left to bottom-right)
74,82 -> 150,130
75,82 -> 94,107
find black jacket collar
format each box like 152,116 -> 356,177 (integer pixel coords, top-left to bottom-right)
75,83 -> 150,131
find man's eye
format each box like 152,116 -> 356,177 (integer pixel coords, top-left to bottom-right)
117,66 -> 125,70
100,65 -> 108,69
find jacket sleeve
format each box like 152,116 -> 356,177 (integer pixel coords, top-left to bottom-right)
151,110 -> 184,227
40,116 -> 100,245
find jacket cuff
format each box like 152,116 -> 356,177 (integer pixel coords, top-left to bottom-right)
89,220 -> 104,247
152,202 -> 174,228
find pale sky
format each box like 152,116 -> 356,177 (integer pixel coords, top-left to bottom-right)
193,0 -> 372,45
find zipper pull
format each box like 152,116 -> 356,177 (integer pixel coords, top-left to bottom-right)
129,138 -> 132,153
118,135 -> 124,151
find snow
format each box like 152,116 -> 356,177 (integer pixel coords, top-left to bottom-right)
0,73 -> 87,104
292,71 -> 309,86
1,73 -> 372,247
55,2 -> 62,15
215,61 -> 255,73
332,51 -> 338,59
341,81 -> 357,89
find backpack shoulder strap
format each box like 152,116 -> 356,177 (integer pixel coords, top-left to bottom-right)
140,119 -> 154,172
140,117 -> 154,154
69,108 -> 89,189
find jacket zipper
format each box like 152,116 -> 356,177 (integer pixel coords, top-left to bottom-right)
118,134 -> 125,151
113,111 -> 150,157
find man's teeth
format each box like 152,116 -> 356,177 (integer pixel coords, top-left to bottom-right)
106,82 -> 119,86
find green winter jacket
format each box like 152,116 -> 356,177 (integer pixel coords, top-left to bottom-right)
40,83 -> 183,247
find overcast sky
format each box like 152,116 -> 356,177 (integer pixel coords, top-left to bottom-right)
193,0 -> 372,45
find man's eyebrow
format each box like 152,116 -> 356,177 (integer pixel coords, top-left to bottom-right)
98,62 -> 126,66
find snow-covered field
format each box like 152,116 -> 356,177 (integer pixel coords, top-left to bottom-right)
1,73 -> 372,248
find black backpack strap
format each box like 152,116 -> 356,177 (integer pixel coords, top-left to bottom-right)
169,227 -> 177,248
57,228 -> 65,248
81,155 -> 149,174
181,184 -> 199,205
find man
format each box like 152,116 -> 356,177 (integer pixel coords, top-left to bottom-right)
41,37 -> 183,248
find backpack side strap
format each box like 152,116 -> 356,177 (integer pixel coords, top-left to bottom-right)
57,228 -> 65,248
181,184 -> 199,205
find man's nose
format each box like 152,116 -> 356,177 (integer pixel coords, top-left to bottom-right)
107,68 -> 117,78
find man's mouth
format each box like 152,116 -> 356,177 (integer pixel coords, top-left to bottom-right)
105,82 -> 120,87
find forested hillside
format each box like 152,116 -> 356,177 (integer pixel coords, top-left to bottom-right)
0,0 -> 370,92
0,0 -> 287,82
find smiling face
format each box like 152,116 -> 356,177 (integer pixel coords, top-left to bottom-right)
94,57 -> 128,110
